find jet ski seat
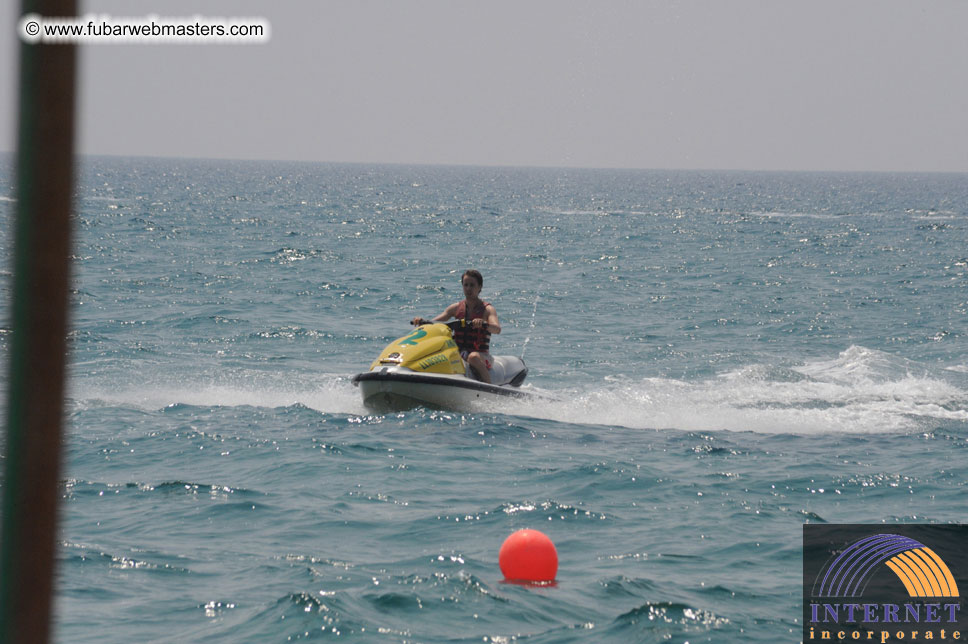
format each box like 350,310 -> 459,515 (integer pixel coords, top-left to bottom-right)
468,356 -> 528,386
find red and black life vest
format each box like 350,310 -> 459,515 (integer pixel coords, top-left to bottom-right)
453,300 -> 490,353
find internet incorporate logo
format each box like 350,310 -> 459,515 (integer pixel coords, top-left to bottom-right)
804,526 -> 966,643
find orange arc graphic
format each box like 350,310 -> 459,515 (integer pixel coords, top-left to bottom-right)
910,548 -> 950,596
889,554 -> 928,597
898,551 -> 941,596
885,559 -> 918,597
921,547 -> 959,597
886,548 -> 960,598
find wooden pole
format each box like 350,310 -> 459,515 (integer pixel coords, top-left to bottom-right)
1,1 -> 77,642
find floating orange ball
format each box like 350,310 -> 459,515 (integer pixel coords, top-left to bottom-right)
499,529 -> 558,583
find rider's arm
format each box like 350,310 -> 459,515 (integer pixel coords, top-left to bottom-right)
412,303 -> 458,325
484,305 -> 501,334
432,303 -> 459,322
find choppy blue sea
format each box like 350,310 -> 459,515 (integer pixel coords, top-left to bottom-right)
1,157 -> 967,643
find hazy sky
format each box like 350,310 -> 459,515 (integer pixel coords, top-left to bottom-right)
3,1 -> 967,172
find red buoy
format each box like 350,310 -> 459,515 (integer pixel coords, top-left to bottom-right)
499,529 -> 558,583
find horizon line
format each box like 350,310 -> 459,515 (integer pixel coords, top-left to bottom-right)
1,149 -> 967,176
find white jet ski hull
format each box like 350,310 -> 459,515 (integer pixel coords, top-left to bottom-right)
352,365 -> 531,412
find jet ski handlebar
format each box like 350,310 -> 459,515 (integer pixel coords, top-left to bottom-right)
410,318 -> 466,331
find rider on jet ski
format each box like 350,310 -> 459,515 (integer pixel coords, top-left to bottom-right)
411,269 -> 501,383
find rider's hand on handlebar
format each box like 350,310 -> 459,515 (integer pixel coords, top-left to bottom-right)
411,317 -> 428,326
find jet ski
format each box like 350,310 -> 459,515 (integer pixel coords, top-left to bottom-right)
352,320 -> 531,411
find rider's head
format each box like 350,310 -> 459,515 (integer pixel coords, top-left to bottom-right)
462,270 -> 483,299
462,269 -> 483,289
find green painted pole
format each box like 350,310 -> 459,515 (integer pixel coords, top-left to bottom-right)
1,0 -> 77,642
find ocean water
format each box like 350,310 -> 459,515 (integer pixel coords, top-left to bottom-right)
1,156 -> 967,643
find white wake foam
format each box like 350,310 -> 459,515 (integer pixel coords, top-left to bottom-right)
71,373 -> 368,416
502,346 -> 968,434
70,347 -> 968,435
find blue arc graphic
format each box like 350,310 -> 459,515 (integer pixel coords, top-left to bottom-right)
816,534 -> 926,598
